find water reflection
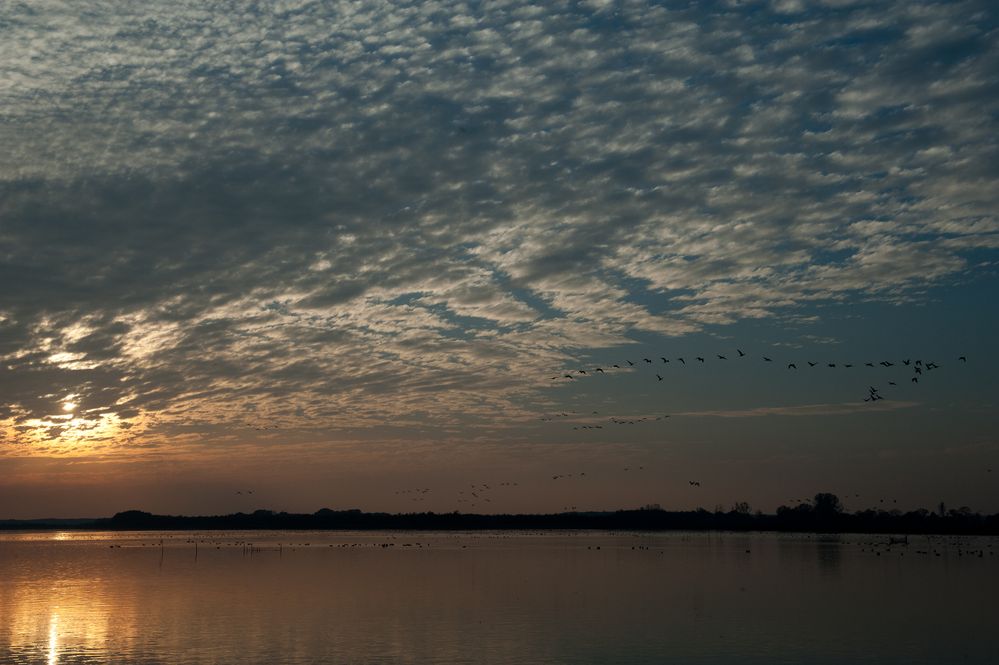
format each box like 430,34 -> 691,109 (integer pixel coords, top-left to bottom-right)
47,613 -> 57,665
1,531 -> 996,664
816,536 -> 842,576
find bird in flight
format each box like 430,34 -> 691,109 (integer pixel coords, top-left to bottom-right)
788,363 -> 796,369
808,362 -> 817,367
959,356 -> 967,362
696,357 -> 705,363
677,357 -> 685,364
763,356 -> 772,362
737,349 -> 745,357
717,355 -> 727,360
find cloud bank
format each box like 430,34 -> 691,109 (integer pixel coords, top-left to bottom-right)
1,0 -> 996,450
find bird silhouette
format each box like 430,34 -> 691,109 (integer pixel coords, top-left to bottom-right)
912,376 -> 918,383
656,374 -> 663,381
737,349 -> 745,357
788,363 -> 796,369
661,357 -> 669,363
763,356 -> 772,362
677,357 -> 685,364
627,360 -> 634,366
717,355 -> 727,360
595,367 -> 604,373
808,361 -> 816,367
696,357 -> 705,363
959,356 -> 967,362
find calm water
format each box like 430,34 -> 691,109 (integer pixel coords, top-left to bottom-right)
1,530 -> 996,664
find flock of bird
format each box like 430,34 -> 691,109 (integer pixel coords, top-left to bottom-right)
228,348 -> 976,514
545,349 -> 968,428
387,468 -> 965,514
393,467 -> 707,511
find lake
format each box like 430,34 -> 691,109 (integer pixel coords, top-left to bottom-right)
1,530 -> 996,664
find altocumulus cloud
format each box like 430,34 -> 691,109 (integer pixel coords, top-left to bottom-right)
0,0 -> 997,448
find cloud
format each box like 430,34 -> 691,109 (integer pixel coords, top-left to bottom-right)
0,0 -> 996,450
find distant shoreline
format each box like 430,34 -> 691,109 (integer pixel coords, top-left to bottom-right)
3,504 -> 997,536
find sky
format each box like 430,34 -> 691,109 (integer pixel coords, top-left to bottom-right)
1,0 -> 998,518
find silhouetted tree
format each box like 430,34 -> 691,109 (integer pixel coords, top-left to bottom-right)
813,493 -> 843,517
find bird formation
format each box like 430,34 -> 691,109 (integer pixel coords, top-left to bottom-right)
396,488 -> 432,502
396,467 -> 713,512
547,349 -> 967,420
455,481 -> 520,506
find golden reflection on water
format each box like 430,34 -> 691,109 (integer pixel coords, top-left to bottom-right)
1,531 -> 998,664
47,613 -> 57,665
2,538 -> 128,665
